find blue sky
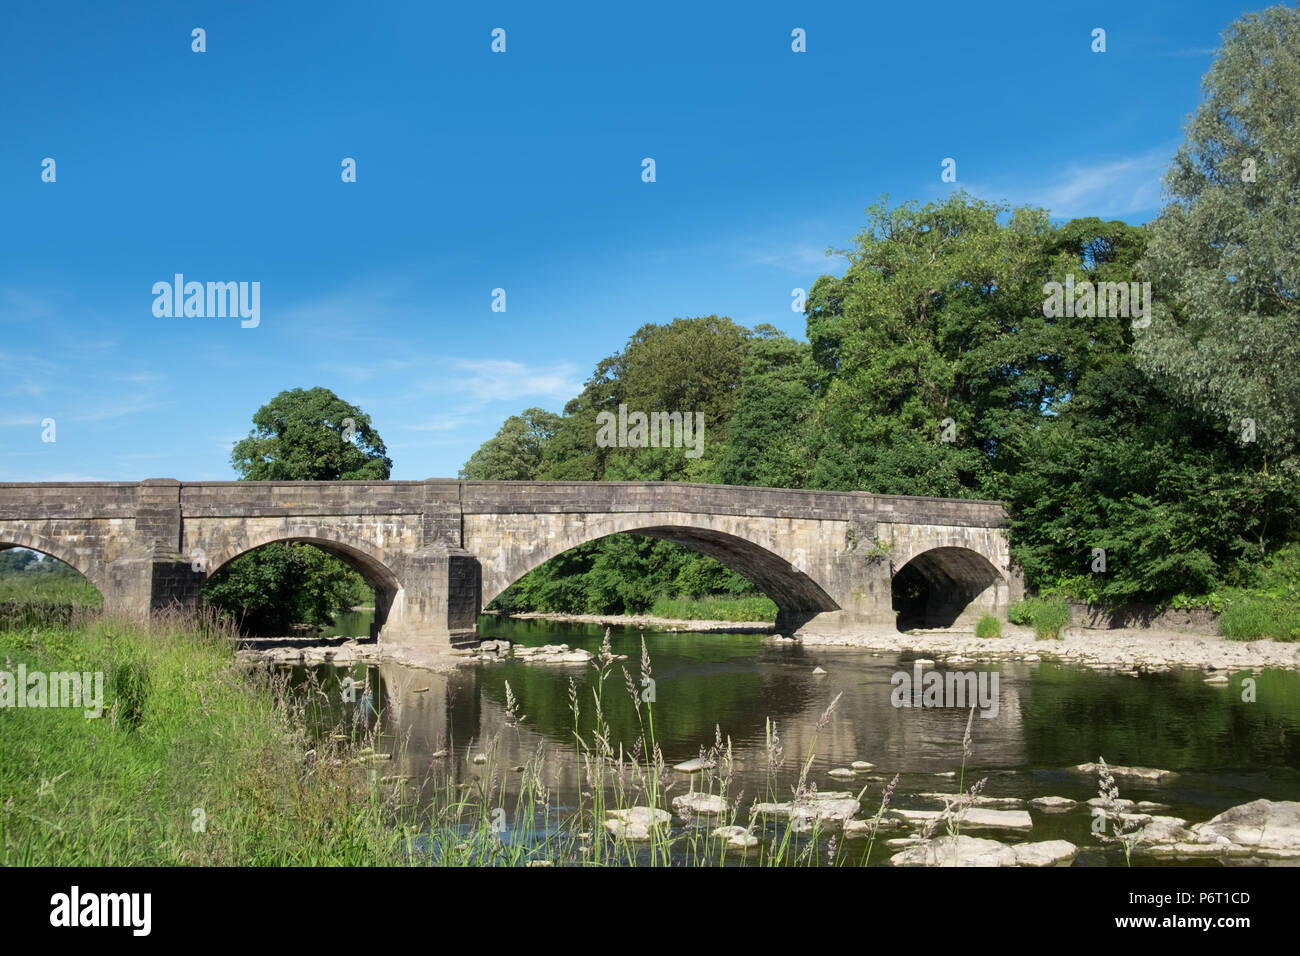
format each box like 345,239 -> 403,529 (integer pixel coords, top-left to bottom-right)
0,0 -> 1259,481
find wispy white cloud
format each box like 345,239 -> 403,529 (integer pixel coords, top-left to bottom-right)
448,359 -> 582,404
967,145 -> 1174,220
748,245 -> 849,274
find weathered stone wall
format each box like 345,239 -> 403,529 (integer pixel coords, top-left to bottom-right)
0,480 -> 1017,646
1067,600 -> 1220,634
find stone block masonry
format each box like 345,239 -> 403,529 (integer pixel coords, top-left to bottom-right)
0,480 -> 1021,649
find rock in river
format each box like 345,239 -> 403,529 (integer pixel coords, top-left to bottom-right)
887,808 -> 1034,831
1029,796 -> 1077,811
1071,762 -> 1177,784
711,825 -> 760,850
673,757 -> 716,773
672,792 -> 729,817
1140,799 -> 1300,863
890,835 -> 1077,867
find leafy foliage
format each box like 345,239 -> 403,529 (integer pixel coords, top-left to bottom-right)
230,386 -> 391,481
465,14 -> 1300,616
204,387 -> 382,635
1135,5 -> 1300,472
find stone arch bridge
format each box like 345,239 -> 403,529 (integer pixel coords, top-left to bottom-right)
0,480 -> 1022,647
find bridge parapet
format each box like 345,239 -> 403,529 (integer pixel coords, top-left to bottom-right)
0,479 -> 1018,646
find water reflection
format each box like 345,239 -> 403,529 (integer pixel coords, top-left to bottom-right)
287,614 -> 1300,864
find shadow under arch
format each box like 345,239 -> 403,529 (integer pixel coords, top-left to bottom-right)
892,546 -> 1004,629
487,524 -> 839,632
205,533 -> 403,635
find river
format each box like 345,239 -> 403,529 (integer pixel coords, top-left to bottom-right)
286,611 -> 1300,865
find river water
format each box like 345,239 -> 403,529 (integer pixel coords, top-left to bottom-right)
289,612 -> 1300,865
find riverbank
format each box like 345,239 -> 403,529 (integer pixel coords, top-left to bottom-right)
0,613 -> 422,865
794,622 -> 1300,673
481,609 -> 775,633
481,610 -> 1300,672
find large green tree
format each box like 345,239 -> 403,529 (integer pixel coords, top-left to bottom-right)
230,386 -> 391,480
205,387 -> 387,634
1135,4 -> 1300,472
802,195 -> 1136,496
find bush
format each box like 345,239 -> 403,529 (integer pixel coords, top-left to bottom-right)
975,615 -> 1002,639
1220,593 -> 1300,642
1008,596 -> 1070,639
1007,600 -> 1034,626
1031,597 -> 1071,640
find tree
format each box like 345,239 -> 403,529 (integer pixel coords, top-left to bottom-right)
804,195 -> 1083,495
992,357 -> 1298,603
474,316 -> 761,613
460,409 -> 562,480
206,387 -> 386,634
715,328 -> 817,488
1135,4 -> 1300,472
231,386 -> 391,480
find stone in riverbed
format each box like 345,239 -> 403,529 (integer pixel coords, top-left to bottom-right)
672,792 -> 729,818
843,816 -> 903,838
851,761 -> 875,771
1011,840 -> 1078,867
1071,762 -> 1177,784
753,791 -> 860,824
1029,796 -> 1077,811
890,835 -> 1077,867
829,768 -> 856,778
1086,797 -> 1135,812
1139,800 -> 1300,863
673,757 -> 716,773
512,644 -> 615,665
887,808 -> 1034,831
605,806 -> 671,841
889,835 -> 1017,867
711,825 -> 760,850
1190,799 -> 1300,853
914,792 -> 1026,809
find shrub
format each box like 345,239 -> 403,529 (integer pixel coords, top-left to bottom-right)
1007,600 -> 1034,626
1032,597 -> 1071,640
1220,594 -> 1300,642
975,615 -> 1002,639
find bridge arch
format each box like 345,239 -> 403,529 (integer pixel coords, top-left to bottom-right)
204,530 -> 403,633
0,530 -> 106,595
478,516 -> 839,630
891,546 -> 1006,629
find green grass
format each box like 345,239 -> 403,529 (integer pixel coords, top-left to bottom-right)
1008,596 -> 1070,640
974,615 -> 1002,639
0,569 -> 102,607
649,594 -> 778,622
0,610 -> 420,865
1219,593 -> 1300,642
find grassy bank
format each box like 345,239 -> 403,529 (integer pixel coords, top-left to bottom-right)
0,612 -> 911,866
649,594 -> 778,622
0,612 -> 418,865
